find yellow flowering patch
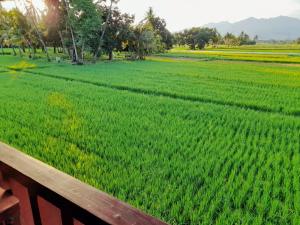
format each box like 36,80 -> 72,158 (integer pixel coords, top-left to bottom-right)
8,61 -> 37,71
47,92 -> 72,110
47,92 -> 81,139
63,111 -> 81,134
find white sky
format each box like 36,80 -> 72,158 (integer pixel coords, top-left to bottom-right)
2,0 -> 300,32
118,0 -> 300,31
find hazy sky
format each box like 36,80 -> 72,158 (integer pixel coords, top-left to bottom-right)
118,0 -> 300,31
2,0 -> 300,32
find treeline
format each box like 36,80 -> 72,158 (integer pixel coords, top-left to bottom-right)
174,28 -> 257,50
0,0 -> 172,63
0,0 -> 262,64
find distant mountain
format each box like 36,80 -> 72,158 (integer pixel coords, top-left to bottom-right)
290,10 -> 300,19
205,16 -> 300,40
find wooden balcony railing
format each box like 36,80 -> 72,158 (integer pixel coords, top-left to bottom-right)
0,142 -> 168,225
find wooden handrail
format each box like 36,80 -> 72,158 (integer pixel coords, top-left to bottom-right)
0,142 -> 168,225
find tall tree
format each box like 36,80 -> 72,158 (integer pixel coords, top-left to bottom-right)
128,22 -> 162,60
238,31 -> 256,45
223,32 -> 240,46
68,0 -> 102,63
0,5 -> 7,55
60,0 -> 80,62
175,27 -> 219,50
101,6 -> 134,60
23,0 -> 51,61
44,0 -> 65,54
93,0 -> 118,61
145,7 -> 173,50
8,9 -> 30,56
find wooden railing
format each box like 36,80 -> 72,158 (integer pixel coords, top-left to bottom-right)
0,142 -> 168,225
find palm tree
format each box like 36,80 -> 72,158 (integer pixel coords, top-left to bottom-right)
23,0 -> 51,61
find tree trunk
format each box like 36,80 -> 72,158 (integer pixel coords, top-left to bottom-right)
26,40 -> 33,59
28,45 -> 32,58
12,46 -> 17,56
81,42 -> 85,63
62,0 -> 79,63
72,48 -> 76,63
70,24 -> 78,62
35,30 -> 50,61
109,50 -> 113,60
58,31 -> 68,55
18,46 -> 23,57
0,45 -> 4,55
33,47 -> 36,59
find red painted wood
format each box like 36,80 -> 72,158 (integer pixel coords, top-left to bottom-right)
38,196 -> 63,225
0,195 -> 19,216
0,187 -> 21,225
8,179 -> 34,225
73,219 -> 84,225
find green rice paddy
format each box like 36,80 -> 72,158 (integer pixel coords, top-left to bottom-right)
0,52 -> 300,225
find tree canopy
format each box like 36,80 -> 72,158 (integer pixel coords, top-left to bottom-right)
0,1 -> 175,63
174,27 -> 220,49
0,1 -> 261,63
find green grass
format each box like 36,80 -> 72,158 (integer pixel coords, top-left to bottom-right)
1,55 -> 300,224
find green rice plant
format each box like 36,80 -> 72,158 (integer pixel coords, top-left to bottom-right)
159,49 -> 300,64
0,54 -> 300,224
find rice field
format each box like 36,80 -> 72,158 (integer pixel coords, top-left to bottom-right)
161,47 -> 300,64
0,54 -> 300,225
175,44 -> 300,53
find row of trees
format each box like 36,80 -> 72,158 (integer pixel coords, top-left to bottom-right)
173,27 -> 220,50
174,28 -> 257,49
0,0 -> 172,63
223,32 -> 257,46
1,0 -> 267,62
